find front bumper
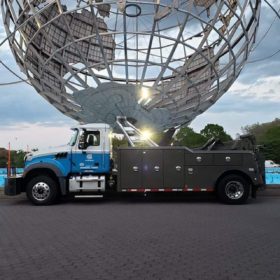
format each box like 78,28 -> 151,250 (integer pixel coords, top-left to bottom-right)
4,176 -> 24,196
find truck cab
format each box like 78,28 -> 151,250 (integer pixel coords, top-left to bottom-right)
5,124 -> 112,205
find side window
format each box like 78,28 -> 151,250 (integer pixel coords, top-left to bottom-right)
85,131 -> 100,147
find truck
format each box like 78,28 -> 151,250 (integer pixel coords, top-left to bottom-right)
5,120 -> 264,205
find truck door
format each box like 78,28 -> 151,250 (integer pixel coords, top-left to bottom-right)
71,129 -> 109,174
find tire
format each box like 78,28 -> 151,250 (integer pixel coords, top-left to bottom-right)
216,174 -> 250,205
26,175 -> 59,205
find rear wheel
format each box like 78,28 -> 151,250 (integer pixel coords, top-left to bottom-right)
26,175 -> 59,205
217,174 -> 250,204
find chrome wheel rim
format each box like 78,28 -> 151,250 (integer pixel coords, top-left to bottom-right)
32,182 -> 50,201
225,181 -> 244,200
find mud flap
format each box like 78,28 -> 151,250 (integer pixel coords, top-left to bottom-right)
252,185 -> 257,199
4,177 -> 23,196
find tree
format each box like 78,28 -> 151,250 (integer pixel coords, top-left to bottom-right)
12,150 -> 26,168
200,124 -> 232,142
242,118 -> 280,142
0,148 -> 27,168
174,127 -> 207,147
259,126 -> 280,164
243,118 -> 280,164
0,148 -> 7,168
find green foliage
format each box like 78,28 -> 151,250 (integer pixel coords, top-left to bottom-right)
242,118 -> 280,142
259,126 -> 280,164
243,118 -> 280,163
174,127 -> 207,147
200,124 -> 232,142
0,148 -> 7,167
259,126 -> 280,142
11,150 -> 26,168
175,124 -> 232,148
0,148 -> 26,168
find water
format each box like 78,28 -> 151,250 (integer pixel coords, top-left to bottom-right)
0,167 -> 280,188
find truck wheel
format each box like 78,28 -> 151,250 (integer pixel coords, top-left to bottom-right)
217,174 -> 250,204
26,175 -> 59,205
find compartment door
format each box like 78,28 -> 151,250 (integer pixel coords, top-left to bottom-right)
142,150 -> 163,189
164,150 -> 185,189
120,149 -> 142,189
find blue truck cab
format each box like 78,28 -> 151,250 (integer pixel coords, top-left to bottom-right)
5,123 -> 112,205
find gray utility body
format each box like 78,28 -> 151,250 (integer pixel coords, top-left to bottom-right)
5,123 -> 264,205
117,147 -> 260,192
117,147 -> 262,200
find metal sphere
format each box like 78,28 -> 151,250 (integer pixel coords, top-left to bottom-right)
1,0 -> 261,131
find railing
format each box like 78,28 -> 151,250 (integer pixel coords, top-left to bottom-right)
0,168 -> 24,187
265,168 -> 280,184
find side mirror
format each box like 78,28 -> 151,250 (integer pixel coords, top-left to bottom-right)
78,131 -> 87,150
78,142 -> 87,150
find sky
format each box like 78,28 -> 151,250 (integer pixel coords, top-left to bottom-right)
0,1 -> 280,150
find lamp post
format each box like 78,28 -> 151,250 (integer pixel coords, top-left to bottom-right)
7,142 -> 11,178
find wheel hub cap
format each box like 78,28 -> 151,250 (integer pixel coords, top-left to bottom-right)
32,182 -> 50,201
225,181 -> 244,200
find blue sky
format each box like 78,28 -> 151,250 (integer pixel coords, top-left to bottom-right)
0,2 -> 280,150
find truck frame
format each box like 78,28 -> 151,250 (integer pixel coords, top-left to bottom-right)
5,123 -> 264,205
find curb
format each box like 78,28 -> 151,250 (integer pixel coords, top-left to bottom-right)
266,185 -> 280,189
258,186 -> 280,197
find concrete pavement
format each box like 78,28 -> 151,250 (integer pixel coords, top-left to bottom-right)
0,191 -> 280,279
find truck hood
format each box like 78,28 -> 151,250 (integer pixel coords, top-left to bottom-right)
29,145 -> 71,158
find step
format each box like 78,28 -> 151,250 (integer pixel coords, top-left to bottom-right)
74,195 -> 104,198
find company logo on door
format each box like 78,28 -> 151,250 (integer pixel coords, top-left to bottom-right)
86,154 -> 93,160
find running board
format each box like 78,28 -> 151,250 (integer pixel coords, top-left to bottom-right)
74,195 -> 104,198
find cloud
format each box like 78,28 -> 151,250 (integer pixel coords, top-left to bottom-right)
190,75 -> 280,137
229,75 -> 280,103
238,4 -> 280,83
0,123 -> 75,150
0,83 -> 75,127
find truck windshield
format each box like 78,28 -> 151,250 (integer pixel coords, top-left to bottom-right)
69,129 -> 78,146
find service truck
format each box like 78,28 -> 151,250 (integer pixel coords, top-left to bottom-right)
5,120 -> 264,205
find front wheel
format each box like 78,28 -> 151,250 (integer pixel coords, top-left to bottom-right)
26,175 -> 59,205
217,174 -> 250,204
